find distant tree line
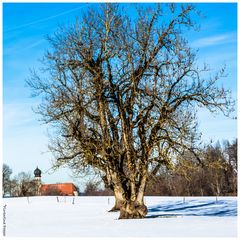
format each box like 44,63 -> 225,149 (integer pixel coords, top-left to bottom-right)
3,139 -> 237,197
2,168 -> 38,197
145,139 -> 237,196
83,139 -> 237,196
83,181 -> 113,196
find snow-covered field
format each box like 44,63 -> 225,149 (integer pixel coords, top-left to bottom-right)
2,196 -> 237,238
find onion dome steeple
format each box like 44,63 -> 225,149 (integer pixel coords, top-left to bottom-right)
34,166 -> 41,178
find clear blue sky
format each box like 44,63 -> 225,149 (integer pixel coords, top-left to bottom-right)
3,3 -> 237,189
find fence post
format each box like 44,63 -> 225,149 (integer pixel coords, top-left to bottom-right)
56,196 -> 59,202
72,197 -> 75,205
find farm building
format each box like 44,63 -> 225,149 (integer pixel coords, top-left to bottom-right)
34,167 -> 79,196
40,183 -> 78,196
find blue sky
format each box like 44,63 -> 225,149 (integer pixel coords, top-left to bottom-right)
3,3 -> 237,189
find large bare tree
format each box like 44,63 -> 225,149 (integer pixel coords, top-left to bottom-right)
28,3 -> 234,218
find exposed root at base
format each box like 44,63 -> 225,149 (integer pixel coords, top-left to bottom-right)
108,206 -> 120,212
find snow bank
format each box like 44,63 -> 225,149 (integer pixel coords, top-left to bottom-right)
2,196 -> 237,237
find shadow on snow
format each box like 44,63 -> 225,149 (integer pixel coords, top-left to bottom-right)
146,199 -> 237,218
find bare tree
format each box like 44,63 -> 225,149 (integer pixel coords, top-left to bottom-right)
84,181 -> 99,196
27,3 -> 234,218
12,172 -> 38,197
223,139 -> 237,195
2,164 -> 12,197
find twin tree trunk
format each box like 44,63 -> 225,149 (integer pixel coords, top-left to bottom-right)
108,173 -> 148,219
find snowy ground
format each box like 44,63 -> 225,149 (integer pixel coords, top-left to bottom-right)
2,196 -> 237,238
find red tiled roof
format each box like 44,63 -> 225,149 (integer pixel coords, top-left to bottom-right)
40,183 -> 77,196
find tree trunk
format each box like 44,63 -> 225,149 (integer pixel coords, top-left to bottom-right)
108,178 -> 125,212
119,199 -> 147,219
109,183 -> 147,218
119,175 -> 148,219
109,191 -> 124,212
108,170 -> 148,218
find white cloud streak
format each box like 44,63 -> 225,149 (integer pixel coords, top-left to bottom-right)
4,4 -> 91,33
191,32 -> 236,48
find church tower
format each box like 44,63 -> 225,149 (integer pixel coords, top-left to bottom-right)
34,167 -> 42,195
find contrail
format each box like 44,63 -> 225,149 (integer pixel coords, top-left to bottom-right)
4,3 -> 92,33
